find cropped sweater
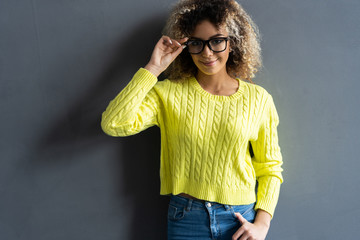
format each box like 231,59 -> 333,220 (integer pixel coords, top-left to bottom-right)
101,68 -> 283,216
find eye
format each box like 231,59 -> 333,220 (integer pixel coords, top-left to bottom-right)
188,40 -> 202,46
210,38 -> 225,45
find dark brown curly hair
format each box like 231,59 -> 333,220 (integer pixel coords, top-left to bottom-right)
163,0 -> 262,81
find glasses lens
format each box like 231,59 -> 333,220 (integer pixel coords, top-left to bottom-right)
187,40 -> 203,54
209,38 -> 227,52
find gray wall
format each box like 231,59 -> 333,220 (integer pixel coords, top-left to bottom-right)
1,0 -> 359,239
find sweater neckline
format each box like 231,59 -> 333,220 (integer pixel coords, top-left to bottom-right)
189,76 -> 243,101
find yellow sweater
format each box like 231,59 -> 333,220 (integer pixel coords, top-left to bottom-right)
101,68 -> 283,216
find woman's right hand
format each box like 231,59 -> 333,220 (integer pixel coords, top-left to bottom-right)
144,36 -> 188,77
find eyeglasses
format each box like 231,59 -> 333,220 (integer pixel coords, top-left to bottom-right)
184,37 -> 229,54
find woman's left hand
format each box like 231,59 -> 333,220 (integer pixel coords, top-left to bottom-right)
232,211 -> 270,240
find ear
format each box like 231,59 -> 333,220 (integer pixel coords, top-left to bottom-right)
229,43 -> 233,52
228,39 -> 233,52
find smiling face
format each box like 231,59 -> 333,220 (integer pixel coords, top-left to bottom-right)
189,20 -> 230,78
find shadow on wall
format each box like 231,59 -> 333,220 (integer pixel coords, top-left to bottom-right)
36,15 -> 169,240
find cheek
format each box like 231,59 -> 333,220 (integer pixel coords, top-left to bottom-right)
190,55 -> 201,67
225,52 -> 230,62
190,54 -> 198,62
219,50 -> 230,63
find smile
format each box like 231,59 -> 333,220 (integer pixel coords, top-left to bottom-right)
201,59 -> 217,66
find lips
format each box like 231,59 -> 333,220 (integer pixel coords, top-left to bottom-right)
201,59 -> 217,66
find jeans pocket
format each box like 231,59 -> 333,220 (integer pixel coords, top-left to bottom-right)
168,204 -> 186,221
241,207 -> 256,223
230,203 -> 256,223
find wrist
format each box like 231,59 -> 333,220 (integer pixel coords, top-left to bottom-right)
254,219 -> 270,229
254,209 -> 271,229
144,63 -> 162,77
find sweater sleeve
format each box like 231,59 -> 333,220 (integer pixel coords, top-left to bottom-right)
101,68 -> 160,137
251,94 -> 283,217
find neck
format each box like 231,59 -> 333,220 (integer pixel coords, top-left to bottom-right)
196,70 -> 238,95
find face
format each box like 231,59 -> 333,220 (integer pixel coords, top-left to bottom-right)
189,20 -> 230,77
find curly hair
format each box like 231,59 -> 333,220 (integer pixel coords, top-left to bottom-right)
162,0 -> 262,81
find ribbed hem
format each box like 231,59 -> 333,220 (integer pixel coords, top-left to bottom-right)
160,177 -> 256,206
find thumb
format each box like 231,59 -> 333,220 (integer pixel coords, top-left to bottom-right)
235,212 -> 247,224
177,37 -> 189,44
171,37 -> 188,57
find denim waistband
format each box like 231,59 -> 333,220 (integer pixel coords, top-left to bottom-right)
169,194 -> 233,211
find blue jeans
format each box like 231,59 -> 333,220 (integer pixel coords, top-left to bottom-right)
167,194 -> 256,240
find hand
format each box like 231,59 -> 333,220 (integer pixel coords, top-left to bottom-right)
144,36 -> 188,77
232,211 -> 270,240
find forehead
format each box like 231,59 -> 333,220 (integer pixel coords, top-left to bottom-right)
191,20 -> 228,39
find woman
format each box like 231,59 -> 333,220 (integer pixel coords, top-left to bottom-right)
101,0 -> 283,239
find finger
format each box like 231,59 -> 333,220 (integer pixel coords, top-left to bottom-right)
239,230 -> 251,240
235,224 -> 253,240
165,37 -> 189,49
161,36 -> 176,48
232,227 -> 245,240
169,39 -> 182,48
175,37 -> 189,45
235,212 -> 247,224
170,43 -> 186,59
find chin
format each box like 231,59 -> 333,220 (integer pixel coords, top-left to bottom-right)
197,66 -> 224,76
194,60 -> 227,76
200,70 -> 220,76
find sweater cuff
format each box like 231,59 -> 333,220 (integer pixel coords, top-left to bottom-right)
254,176 -> 282,218
134,68 -> 158,89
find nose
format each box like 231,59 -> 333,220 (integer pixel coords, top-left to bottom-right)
201,43 -> 213,56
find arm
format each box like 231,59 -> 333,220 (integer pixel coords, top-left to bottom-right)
101,69 -> 160,136
101,36 -> 188,136
232,94 -> 283,240
251,94 -> 283,217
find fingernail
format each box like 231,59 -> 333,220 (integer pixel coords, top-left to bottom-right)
169,39 -> 173,44
182,45 -> 187,49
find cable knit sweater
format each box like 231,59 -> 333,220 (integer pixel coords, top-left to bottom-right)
101,68 -> 283,216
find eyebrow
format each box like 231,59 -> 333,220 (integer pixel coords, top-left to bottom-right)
189,34 -> 226,40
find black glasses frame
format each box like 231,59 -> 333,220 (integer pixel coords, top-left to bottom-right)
185,37 -> 229,54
